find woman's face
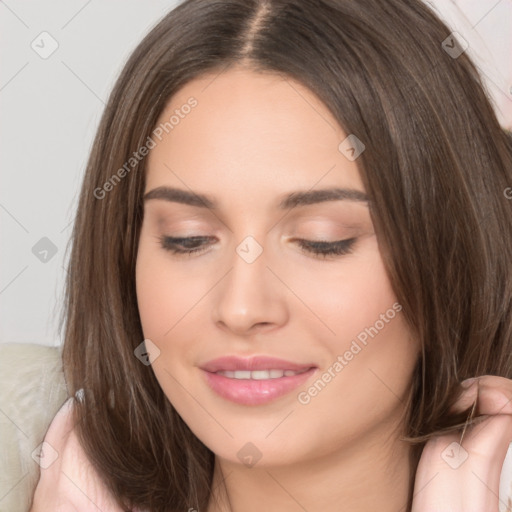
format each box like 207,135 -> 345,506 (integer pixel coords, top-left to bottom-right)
136,66 -> 420,467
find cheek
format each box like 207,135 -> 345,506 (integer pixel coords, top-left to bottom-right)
289,238 -> 400,344
135,258 -> 169,339
135,238 -> 201,339
289,241 -> 417,414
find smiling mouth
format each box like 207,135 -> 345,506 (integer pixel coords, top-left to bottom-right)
202,366 -> 318,406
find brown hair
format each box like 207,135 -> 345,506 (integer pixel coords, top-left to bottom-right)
59,0 -> 512,510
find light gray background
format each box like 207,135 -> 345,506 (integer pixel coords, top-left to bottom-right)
1,0 -> 511,347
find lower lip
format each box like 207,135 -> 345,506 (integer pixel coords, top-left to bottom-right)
202,368 -> 317,406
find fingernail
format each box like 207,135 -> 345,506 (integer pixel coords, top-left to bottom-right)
461,377 -> 478,388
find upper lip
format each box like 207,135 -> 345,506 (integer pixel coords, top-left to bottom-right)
200,356 -> 316,373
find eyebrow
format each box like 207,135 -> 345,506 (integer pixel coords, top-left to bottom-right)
143,186 -> 369,209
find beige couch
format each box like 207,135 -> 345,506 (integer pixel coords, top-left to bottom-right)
0,343 -> 68,512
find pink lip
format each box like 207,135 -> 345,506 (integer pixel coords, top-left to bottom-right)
200,356 -> 317,406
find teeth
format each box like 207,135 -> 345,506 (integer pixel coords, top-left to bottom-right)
216,368 -> 309,379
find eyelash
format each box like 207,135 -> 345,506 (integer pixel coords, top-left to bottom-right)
157,235 -> 356,258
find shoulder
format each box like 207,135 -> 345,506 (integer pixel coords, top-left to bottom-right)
30,396 -> 127,511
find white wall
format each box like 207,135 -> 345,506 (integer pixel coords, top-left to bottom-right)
0,0 -> 179,346
1,0 -> 510,347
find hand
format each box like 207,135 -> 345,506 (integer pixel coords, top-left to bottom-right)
411,375 -> 512,512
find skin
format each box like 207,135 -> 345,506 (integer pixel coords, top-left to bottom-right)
412,376 -> 512,512
135,66 -> 422,512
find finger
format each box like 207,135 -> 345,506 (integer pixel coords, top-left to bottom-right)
450,376 -> 512,415
463,413 -> 512,461
411,415 -> 512,512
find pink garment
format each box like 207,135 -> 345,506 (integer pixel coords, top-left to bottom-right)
30,397 -> 144,512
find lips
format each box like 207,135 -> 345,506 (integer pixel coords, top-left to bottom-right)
200,355 -> 315,373
200,355 -> 318,405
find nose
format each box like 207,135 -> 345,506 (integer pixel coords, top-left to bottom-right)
212,238 -> 289,336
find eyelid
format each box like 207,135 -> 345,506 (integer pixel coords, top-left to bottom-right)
157,234 -> 357,258
293,237 -> 356,258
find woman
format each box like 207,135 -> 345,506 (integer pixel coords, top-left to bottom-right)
30,0 -> 512,511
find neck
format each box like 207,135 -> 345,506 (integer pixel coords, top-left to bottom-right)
206,417 -> 415,512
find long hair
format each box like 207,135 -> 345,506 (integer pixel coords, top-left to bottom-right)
60,1 -> 512,510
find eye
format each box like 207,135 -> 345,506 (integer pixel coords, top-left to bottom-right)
294,237 -> 356,258
158,235 -> 213,255
158,235 -> 356,258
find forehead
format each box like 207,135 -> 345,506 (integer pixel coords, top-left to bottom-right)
145,67 -> 365,203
